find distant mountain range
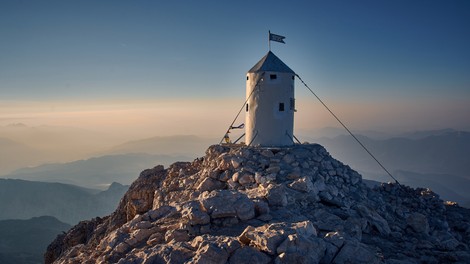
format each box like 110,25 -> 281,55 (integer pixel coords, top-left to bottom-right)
0,124 -> 118,175
304,129 -> 470,206
0,123 -> 214,176
104,134 -> 216,157
398,128 -> 463,139
0,216 -> 71,264
0,179 -> 128,225
2,126 -> 469,207
311,129 -> 470,177
5,153 -> 189,189
395,170 -> 470,207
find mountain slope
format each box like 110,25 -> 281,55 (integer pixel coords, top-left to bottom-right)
0,179 -> 128,224
394,170 -> 470,201
314,131 -> 470,177
5,153 -> 188,189
308,131 -> 470,205
0,124 -> 118,175
0,216 -> 71,264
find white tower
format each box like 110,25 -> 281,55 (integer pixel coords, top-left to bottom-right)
245,51 -> 295,147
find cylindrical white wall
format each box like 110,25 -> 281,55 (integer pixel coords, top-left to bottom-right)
245,71 -> 295,146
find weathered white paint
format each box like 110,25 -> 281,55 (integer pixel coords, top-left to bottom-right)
245,51 -> 295,146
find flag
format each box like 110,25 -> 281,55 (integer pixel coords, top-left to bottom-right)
269,32 -> 286,44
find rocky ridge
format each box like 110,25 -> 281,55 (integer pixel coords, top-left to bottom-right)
46,143 -> 470,263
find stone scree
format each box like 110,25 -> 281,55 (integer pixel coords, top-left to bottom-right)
45,144 -> 470,264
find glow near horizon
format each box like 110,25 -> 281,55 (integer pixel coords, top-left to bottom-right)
1,97 -> 469,141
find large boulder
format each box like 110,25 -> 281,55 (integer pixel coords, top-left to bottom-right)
332,240 -> 381,264
275,234 -> 326,264
199,190 -> 255,221
406,212 -> 429,234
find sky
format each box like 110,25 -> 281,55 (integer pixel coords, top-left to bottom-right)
1,0 -> 470,138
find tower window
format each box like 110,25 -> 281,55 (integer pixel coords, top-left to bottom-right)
247,76 -> 249,80
246,104 -> 249,112
270,74 -> 277,80
292,75 -> 295,80
279,103 -> 285,111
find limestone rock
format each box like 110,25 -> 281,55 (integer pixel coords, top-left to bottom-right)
434,231 -> 460,250
324,231 -> 345,248
292,221 -> 317,237
275,234 -> 326,264
238,173 -> 255,186
199,190 -> 255,221
45,144 -> 470,264
261,150 -> 274,158
356,204 -> 391,236
265,184 -> 288,207
254,199 -> 270,216
288,177 -> 314,193
197,177 -> 225,192
229,246 -> 271,264
313,209 -> 343,231
192,243 -> 229,264
332,240 -> 381,264
239,224 -> 288,255
181,202 -> 211,225
406,212 -> 429,234
165,229 -> 189,243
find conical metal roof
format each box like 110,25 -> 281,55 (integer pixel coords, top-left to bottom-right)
248,51 -> 294,74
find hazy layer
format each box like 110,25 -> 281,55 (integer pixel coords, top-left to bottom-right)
2,97 -> 469,142
1,97 -> 470,205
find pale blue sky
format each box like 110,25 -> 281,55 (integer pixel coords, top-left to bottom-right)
1,0 -> 470,135
1,0 -> 469,101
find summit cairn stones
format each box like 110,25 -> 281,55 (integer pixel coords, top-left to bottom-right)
200,190 -> 255,221
46,144 -> 470,264
266,184 -> 288,207
288,176 -> 314,193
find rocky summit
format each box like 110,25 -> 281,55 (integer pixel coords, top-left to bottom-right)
45,143 -> 470,263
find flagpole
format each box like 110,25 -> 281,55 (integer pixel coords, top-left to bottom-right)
268,30 -> 271,51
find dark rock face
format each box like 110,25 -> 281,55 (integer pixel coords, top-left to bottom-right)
45,144 -> 470,263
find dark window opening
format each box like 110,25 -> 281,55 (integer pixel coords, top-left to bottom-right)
279,103 -> 285,111
247,76 -> 249,80
292,75 -> 295,80
246,104 -> 249,112
270,74 -> 277,80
